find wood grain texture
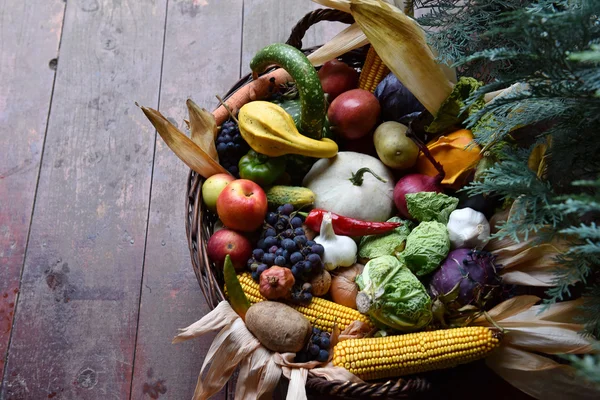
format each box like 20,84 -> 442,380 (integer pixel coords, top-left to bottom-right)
0,0 -> 166,398
0,0 -> 65,382
129,1 -> 243,399
241,0 -> 346,75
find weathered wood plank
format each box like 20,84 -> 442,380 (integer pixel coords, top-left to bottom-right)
1,1 -> 166,398
241,0 -> 346,75
130,1 -> 244,399
0,0 -> 65,382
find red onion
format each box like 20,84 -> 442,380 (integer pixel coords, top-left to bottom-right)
394,174 -> 443,219
394,126 -> 445,219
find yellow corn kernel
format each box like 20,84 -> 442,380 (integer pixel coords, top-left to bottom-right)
230,272 -> 375,333
358,46 -> 390,92
332,327 -> 502,380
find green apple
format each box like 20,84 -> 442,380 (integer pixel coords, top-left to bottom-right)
202,173 -> 235,212
374,121 -> 419,170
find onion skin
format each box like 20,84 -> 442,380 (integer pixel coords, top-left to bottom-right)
393,174 -> 443,219
330,263 -> 364,309
310,270 -> 332,297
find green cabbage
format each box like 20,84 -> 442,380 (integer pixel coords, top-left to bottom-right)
401,221 -> 450,277
405,192 -> 458,224
358,217 -> 413,261
356,255 -> 432,332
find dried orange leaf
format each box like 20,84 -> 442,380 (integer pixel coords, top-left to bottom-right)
139,105 -> 230,179
187,99 -> 219,162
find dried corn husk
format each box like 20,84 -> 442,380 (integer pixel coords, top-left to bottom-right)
186,99 -> 219,162
307,23 -> 368,67
139,105 -> 230,179
313,0 -> 453,114
473,296 -> 600,400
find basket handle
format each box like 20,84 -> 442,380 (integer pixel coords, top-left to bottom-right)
286,9 -> 355,50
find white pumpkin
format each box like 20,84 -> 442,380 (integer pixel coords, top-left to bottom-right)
302,152 -> 395,222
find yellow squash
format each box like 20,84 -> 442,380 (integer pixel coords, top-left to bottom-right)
238,101 -> 338,158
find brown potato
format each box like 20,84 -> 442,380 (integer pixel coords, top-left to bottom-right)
245,301 -> 311,353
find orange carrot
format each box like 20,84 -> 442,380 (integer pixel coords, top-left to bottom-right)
212,68 -> 293,125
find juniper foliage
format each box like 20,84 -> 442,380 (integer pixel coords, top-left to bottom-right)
416,0 -> 600,381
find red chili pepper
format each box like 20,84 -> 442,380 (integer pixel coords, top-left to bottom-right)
301,209 -> 402,236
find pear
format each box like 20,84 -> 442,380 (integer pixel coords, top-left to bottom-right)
373,121 -> 419,170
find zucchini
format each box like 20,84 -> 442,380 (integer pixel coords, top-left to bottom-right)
250,43 -> 325,139
266,186 -> 316,208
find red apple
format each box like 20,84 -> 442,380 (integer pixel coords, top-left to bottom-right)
202,173 -> 235,212
207,229 -> 253,271
216,179 -> 267,232
328,89 -> 381,140
318,59 -> 359,100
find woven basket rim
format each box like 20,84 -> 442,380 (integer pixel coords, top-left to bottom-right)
185,8 -> 432,399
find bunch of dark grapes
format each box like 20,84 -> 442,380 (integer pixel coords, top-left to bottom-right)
216,119 -> 249,177
247,203 -> 325,303
295,327 -> 331,363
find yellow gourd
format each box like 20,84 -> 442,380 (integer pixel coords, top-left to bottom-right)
237,101 -> 338,158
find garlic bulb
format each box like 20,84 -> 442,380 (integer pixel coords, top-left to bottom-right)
314,212 -> 357,271
447,208 -> 490,249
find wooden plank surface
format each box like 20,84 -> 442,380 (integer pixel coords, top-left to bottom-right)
0,0 -> 65,382
0,1 -> 166,398
129,1 -> 244,399
241,0 -> 347,75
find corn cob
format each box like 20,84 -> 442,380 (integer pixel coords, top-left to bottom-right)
358,46 -> 390,93
333,326 -> 502,380
232,272 -> 374,333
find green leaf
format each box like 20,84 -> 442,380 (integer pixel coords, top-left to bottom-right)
426,77 -> 484,134
406,192 -> 459,224
223,255 -> 250,320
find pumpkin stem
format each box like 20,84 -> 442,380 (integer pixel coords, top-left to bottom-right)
349,167 -> 387,186
406,123 -> 445,182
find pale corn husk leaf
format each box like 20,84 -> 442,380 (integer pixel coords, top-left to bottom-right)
172,301 -> 239,344
235,347 -> 275,400
194,318 -> 262,400
486,346 -> 600,400
257,350 -> 282,400
500,270 -> 555,287
475,295 -> 541,323
349,0 -> 453,114
338,320 -> 373,341
186,99 -> 219,162
286,368 -> 308,400
140,105 -> 230,179
475,297 -> 594,354
309,364 -> 365,383
307,23 -> 368,67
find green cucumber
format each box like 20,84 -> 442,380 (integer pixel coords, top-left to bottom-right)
266,186 -> 316,209
250,43 -> 325,139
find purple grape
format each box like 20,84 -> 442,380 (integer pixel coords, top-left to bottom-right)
294,227 -> 305,236
311,244 -> 324,256
252,249 -> 264,261
281,238 -> 297,251
293,235 -> 307,246
274,256 -> 286,266
319,337 -> 331,350
268,245 -> 279,254
257,264 -> 268,275
308,253 -> 321,266
263,253 -> 275,265
257,239 -> 266,250
265,228 -> 277,238
280,204 -> 294,215
290,252 -> 303,264
317,349 -> 328,362
309,344 -> 319,356
291,216 -> 303,228
264,236 -> 278,248
266,212 -> 278,226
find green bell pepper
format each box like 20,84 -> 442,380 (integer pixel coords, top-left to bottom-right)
238,150 -> 286,187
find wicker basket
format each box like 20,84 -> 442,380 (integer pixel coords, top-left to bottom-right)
185,9 -> 432,399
